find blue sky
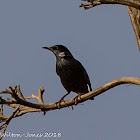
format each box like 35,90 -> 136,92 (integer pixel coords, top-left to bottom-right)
0,0 -> 140,140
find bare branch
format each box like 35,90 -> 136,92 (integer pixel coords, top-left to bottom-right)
80,0 -> 140,51
127,6 -> 140,51
25,86 -> 45,104
17,85 -> 25,100
0,77 -> 140,110
0,77 -> 139,132
0,106 -> 20,140
80,0 -> 140,10
0,105 -> 3,116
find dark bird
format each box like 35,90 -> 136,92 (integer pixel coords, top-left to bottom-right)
42,45 -> 93,106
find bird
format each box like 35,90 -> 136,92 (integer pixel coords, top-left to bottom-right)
42,45 -> 93,107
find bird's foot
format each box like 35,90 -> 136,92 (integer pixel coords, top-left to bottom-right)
56,98 -> 65,109
73,94 -> 82,105
56,92 -> 70,109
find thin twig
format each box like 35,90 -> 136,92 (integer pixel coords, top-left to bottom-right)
17,85 -> 25,100
25,86 -> 45,104
0,106 -> 20,140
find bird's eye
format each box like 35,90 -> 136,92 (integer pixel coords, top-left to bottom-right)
55,46 -> 59,50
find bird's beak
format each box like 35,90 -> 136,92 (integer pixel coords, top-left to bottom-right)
42,46 -> 53,51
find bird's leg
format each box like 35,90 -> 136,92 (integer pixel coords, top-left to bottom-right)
56,92 -> 70,108
73,93 -> 82,105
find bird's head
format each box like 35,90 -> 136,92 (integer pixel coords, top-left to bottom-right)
42,45 -> 73,58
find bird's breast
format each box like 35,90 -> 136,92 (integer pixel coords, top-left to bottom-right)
56,59 -> 73,77
57,59 -> 84,87
56,58 -> 87,90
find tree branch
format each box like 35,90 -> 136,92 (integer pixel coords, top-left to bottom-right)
127,6 -> 140,51
0,106 -> 20,140
0,77 -> 139,139
80,0 -> 140,51
0,77 -> 139,111
25,86 -> 44,104
80,0 -> 140,10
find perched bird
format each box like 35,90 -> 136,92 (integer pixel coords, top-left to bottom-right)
42,45 -> 93,106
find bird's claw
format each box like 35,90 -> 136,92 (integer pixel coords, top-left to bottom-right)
56,98 -> 65,109
73,94 -> 82,105
56,92 -> 70,108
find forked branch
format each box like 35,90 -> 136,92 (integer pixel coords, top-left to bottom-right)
0,77 -> 139,114
0,77 -> 140,139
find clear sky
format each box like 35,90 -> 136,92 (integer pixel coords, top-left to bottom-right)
0,0 -> 140,140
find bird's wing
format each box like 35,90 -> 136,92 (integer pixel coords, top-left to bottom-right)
76,60 -> 92,92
